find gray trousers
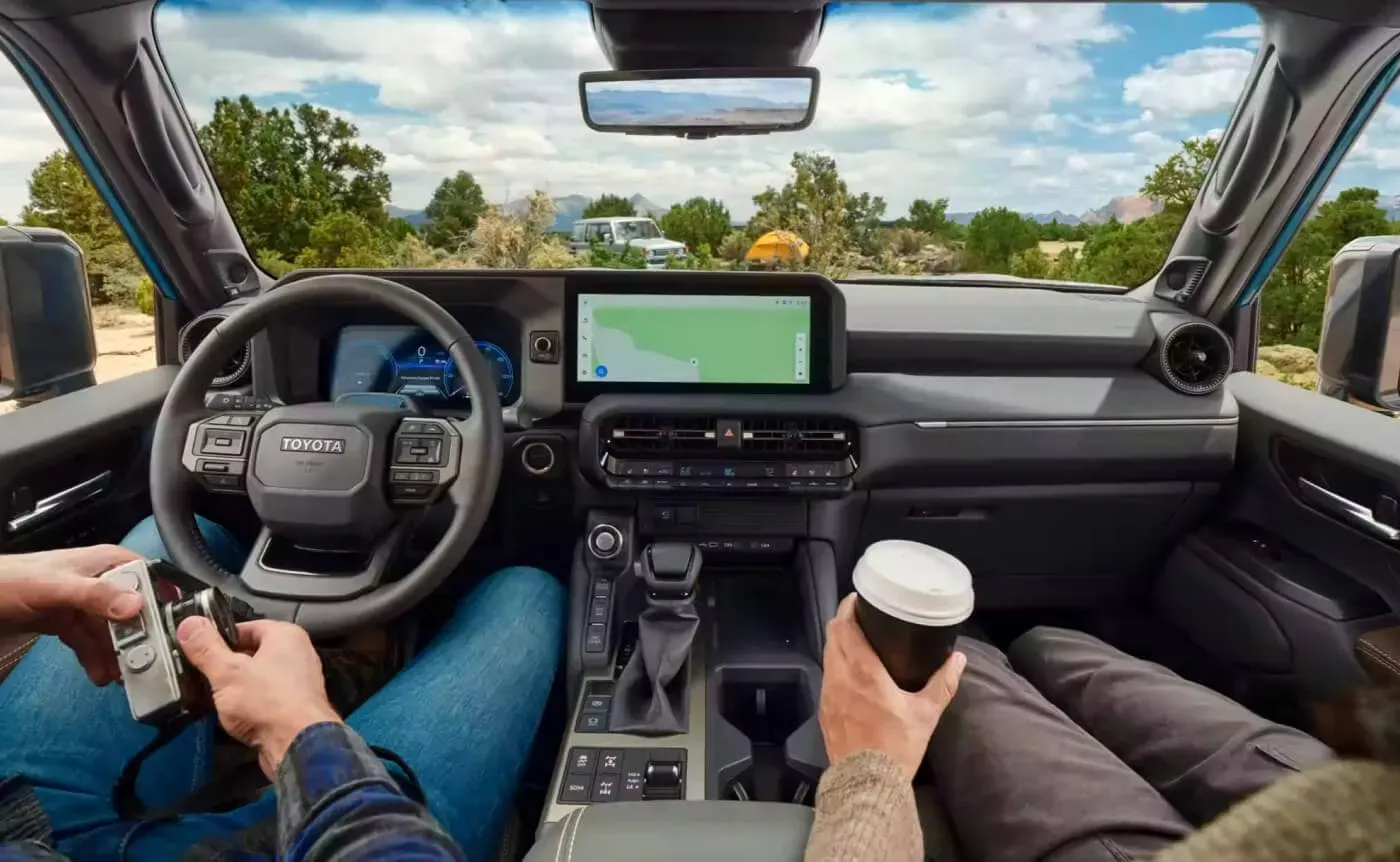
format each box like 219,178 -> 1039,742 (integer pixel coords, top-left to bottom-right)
924,627 -> 1337,862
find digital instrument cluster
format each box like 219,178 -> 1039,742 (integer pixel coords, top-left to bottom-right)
328,325 -> 517,407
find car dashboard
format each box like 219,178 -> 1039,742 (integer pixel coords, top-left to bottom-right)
182,267 -> 1240,612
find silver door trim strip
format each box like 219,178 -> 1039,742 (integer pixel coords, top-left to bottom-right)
913,418 -> 1237,429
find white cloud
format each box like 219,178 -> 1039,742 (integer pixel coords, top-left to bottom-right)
0,2 -> 1250,223
0,60 -> 63,222
1162,3 -> 1207,12
1208,24 -> 1262,39
1124,46 -> 1255,119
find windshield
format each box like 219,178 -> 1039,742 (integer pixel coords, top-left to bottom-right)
152,0 -> 1262,286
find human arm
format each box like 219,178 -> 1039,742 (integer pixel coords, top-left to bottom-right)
0,545 -> 144,685
273,722 -> 463,862
176,617 -> 464,861
804,594 -> 966,862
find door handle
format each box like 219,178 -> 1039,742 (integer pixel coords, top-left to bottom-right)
6,471 -> 112,534
1297,477 -> 1400,541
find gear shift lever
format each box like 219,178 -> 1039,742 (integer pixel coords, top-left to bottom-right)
608,543 -> 702,735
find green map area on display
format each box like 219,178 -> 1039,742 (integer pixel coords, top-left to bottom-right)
579,294 -> 811,384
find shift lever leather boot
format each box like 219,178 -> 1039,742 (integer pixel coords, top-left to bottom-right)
608,543 -> 702,735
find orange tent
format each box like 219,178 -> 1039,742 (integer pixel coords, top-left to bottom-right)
745,230 -> 809,263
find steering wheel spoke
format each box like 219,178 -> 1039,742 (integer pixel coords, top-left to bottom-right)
181,411 -> 263,494
388,417 -> 462,505
238,524 -> 407,602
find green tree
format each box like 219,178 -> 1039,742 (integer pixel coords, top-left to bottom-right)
421,171 -> 486,250
197,96 -> 392,262
1009,247 -> 1051,279
1259,187 -> 1393,350
964,207 -> 1039,272
906,198 -> 955,239
20,150 -> 124,249
1142,136 -> 1219,219
294,211 -> 389,268
582,194 -> 636,218
658,197 -> 731,251
1073,216 -> 1180,287
750,152 -> 869,276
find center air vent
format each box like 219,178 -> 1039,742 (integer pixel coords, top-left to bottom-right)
177,311 -> 251,389
602,415 -> 856,459
1148,318 -> 1233,396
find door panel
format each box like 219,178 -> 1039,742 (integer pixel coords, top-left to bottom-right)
1155,373 -> 1400,702
0,367 -> 177,553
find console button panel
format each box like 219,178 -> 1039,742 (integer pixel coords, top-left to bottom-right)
559,745 -> 688,804
601,456 -> 855,494
574,680 -> 614,731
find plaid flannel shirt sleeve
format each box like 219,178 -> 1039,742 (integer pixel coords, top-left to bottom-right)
275,722 -> 464,862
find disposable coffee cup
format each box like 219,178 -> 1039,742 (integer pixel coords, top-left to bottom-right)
852,540 -> 974,692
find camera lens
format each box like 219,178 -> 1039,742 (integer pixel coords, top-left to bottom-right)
167,589 -> 240,648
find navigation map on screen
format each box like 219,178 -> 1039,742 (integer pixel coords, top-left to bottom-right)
577,293 -> 812,385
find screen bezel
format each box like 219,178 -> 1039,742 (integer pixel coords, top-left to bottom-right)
564,278 -> 835,399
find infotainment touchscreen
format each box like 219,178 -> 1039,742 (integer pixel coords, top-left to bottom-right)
576,293 -> 812,385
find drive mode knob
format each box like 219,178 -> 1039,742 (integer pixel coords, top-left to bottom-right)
588,524 -> 623,559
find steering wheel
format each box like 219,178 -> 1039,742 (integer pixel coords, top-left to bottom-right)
150,273 -> 504,638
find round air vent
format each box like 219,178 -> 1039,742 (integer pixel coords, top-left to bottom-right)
1157,320 -> 1232,396
177,311 -> 251,389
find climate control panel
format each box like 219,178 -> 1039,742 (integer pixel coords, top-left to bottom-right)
592,414 -> 858,495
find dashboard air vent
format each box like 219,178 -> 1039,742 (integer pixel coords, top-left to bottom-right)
1153,319 -> 1233,396
177,311 -> 251,389
602,415 -> 857,459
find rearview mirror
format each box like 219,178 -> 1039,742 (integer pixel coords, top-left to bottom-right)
0,226 -> 98,404
1316,235 -> 1400,414
579,68 -> 819,139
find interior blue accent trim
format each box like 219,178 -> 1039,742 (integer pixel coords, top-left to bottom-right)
4,46 -> 179,300
1237,58 -> 1400,308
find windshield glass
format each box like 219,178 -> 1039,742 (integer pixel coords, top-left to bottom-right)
154,0 -> 1261,286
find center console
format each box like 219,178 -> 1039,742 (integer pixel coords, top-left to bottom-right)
542,275 -> 852,828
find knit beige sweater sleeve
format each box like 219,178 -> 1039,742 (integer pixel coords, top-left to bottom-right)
803,750 -> 922,862
1152,759 -> 1400,862
804,755 -> 1400,862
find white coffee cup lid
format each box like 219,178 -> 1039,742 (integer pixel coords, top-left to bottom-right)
853,540 -> 974,626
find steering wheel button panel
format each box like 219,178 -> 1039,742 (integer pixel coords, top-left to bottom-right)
199,428 -> 247,456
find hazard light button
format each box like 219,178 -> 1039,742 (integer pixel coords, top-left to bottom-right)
716,418 -> 741,449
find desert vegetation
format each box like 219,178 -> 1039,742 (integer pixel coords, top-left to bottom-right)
11,95 -> 1389,391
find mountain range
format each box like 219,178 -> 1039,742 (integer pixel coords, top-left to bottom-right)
387,192 -> 1400,235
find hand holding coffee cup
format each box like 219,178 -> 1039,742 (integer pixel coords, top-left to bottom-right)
852,540 -> 975,692
819,593 -> 967,779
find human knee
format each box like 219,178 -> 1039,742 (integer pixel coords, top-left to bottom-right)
462,565 -> 566,636
119,514 -> 247,571
1007,626 -> 1117,683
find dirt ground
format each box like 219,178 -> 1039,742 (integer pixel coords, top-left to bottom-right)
0,307 -> 154,415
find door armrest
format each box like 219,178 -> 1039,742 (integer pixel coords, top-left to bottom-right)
1356,627 -> 1400,685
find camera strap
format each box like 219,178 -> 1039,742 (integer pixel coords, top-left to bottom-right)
113,720 -> 427,822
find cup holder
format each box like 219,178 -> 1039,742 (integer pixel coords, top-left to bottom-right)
715,669 -> 819,805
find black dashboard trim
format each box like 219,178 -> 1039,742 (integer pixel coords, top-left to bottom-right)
578,372 -> 1239,488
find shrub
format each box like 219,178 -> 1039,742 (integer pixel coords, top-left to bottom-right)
135,276 -> 156,316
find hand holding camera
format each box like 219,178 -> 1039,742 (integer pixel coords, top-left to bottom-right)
178,616 -> 342,780
0,545 -> 146,685
98,559 -> 342,778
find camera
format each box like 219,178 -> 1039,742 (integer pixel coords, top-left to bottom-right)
100,559 -> 246,724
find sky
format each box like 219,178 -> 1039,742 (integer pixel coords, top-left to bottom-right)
1,1 -> 1398,224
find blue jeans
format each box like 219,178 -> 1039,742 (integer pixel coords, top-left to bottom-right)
0,516 -> 564,861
